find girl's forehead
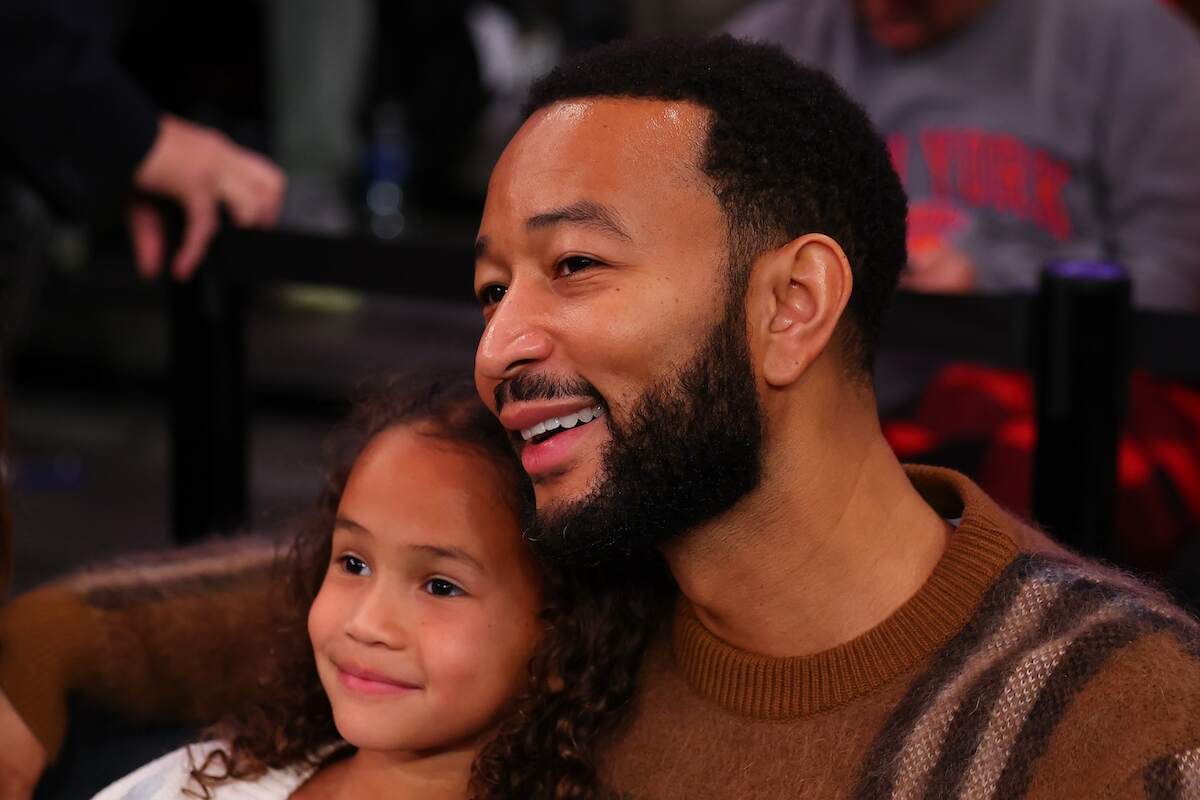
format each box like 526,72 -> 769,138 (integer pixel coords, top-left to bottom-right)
340,427 -> 525,556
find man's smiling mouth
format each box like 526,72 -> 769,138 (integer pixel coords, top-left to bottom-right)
520,405 -> 605,444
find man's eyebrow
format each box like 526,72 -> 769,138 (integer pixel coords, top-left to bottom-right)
526,200 -> 632,241
408,543 -> 487,573
474,235 -> 489,259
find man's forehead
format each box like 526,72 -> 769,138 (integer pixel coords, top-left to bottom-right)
491,97 -> 711,196
476,99 -> 716,255
528,97 -> 707,143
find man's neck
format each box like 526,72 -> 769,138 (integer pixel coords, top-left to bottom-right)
662,390 -> 951,659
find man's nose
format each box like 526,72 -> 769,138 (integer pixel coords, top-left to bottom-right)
344,584 -> 407,649
476,287 -> 553,383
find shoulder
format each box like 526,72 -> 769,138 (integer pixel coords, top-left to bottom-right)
91,742 -> 217,800
1024,554 -> 1200,795
1036,0 -> 1193,30
970,553 -> 1200,680
946,555 -> 1200,793
863,554 -> 1200,797
90,741 -> 315,800
1039,0 -> 1200,69
720,0 -> 845,44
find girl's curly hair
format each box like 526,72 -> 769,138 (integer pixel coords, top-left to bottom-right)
186,372 -> 671,799
470,558 -> 672,799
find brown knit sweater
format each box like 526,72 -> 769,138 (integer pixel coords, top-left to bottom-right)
4,467 -> 1200,798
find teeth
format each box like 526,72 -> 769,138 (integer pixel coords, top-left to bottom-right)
519,405 -> 604,442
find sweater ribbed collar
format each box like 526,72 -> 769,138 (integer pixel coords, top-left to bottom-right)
671,465 -> 1019,719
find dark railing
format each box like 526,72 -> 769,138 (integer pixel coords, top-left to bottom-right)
170,227 -> 1200,562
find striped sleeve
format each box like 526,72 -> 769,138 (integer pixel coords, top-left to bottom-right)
1141,747 -> 1200,800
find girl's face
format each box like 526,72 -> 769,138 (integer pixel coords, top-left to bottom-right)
308,425 -> 543,754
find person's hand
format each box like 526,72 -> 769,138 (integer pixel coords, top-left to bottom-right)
900,244 -> 978,294
0,688 -> 46,800
128,114 -> 286,281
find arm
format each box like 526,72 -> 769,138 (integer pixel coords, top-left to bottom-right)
0,536 -> 285,762
0,1 -> 158,220
1109,745 -> 1200,799
720,0 -> 810,42
1097,0 -> 1200,312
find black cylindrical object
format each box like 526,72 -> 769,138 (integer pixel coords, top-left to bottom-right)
1031,261 -> 1132,558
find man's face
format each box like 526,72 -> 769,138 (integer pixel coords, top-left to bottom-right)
473,99 -> 764,561
851,0 -> 992,51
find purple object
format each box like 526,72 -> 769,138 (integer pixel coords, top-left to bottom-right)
1045,260 -> 1128,283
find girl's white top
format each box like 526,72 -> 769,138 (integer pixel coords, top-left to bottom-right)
91,740 -> 318,800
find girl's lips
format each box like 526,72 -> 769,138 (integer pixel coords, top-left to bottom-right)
335,664 -> 421,696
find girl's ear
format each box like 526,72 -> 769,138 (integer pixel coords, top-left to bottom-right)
749,234 -> 853,388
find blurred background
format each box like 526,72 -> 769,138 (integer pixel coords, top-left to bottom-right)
3,0 -> 1200,609
0,0 -> 754,595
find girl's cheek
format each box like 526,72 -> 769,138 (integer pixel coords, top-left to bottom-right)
428,613 -> 494,672
307,584 -> 346,651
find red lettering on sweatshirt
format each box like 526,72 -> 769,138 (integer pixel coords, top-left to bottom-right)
1033,152 -> 1073,240
990,135 -> 1031,219
919,131 -> 956,199
905,128 -> 1072,241
958,130 -> 988,207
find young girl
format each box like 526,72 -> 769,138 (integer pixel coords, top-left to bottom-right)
91,375 -> 668,800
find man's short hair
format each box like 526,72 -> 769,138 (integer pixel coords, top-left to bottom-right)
525,34 -> 908,374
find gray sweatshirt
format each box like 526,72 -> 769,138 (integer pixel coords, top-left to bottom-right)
727,0 -> 1200,311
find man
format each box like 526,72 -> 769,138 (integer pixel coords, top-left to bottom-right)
4,36 -> 1200,798
727,0 -> 1200,310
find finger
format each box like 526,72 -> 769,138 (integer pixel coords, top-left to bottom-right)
219,153 -> 287,228
240,153 -> 286,224
172,200 -> 220,281
127,203 -> 165,279
0,690 -> 47,797
258,164 -> 287,225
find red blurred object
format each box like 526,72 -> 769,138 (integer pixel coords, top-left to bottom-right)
884,364 -> 1200,570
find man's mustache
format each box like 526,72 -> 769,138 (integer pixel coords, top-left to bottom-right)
494,373 -> 605,413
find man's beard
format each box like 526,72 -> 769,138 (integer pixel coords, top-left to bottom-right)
522,290 -> 765,565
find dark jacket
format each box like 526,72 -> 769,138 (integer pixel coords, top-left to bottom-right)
0,0 -> 158,219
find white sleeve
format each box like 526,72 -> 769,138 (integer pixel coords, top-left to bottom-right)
91,742 -> 223,800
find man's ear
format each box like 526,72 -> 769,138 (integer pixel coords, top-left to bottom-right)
751,234 -> 853,388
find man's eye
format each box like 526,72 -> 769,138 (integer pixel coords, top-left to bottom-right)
478,284 -> 507,306
556,255 -> 599,276
424,578 -> 465,598
338,555 -> 371,577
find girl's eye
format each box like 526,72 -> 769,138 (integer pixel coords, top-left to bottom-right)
556,255 -> 599,276
338,555 -> 371,577
478,284 -> 507,307
424,578 -> 465,598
